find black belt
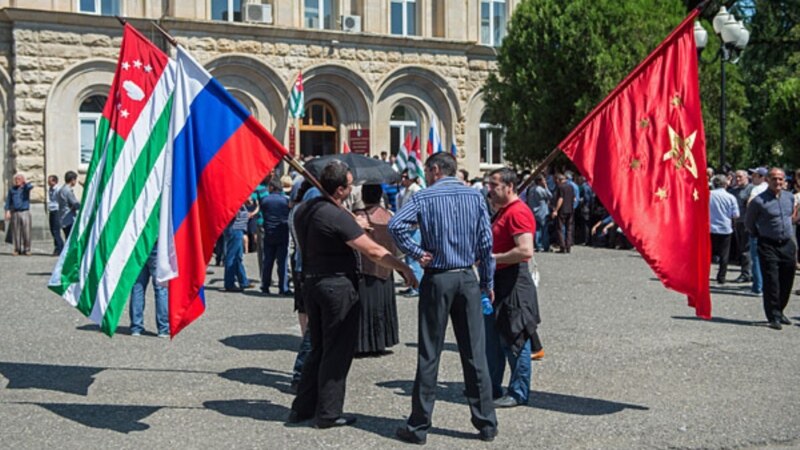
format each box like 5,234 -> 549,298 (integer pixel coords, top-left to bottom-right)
424,267 -> 471,275
758,236 -> 791,246
304,272 -> 356,279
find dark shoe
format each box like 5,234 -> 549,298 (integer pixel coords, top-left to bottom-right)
734,275 -> 751,283
716,279 -> 726,285
279,290 -> 294,296
241,283 -> 254,289
223,287 -> 244,292
479,427 -> 498,442
396,427 -> 426,445
767,320 -> 782,330
286,410 -> 313,424
314,416 -> 356,429
493,395 -> 520,408
288,381 -> 298,394
778,314 -> 792,325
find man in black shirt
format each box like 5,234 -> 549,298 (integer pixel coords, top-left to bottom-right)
288,161 -> 417,429
551,174 -> 576,253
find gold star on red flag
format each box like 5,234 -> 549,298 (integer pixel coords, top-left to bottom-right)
693,188 -> 699,201
655,187 -> 668,200
662,126 -> 698,179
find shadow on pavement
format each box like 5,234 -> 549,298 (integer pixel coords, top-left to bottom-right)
404,342 -> 459,353
203,399 -> 289,422
25,271 -> 53,276
0,362 -> 104,395
529,391 -> 648,415
671,315 -> 760,327
219,367 -> 294,393
376,379 -> 466,405
709,286 -> 762,298
219,333 -> 301,352
13,401 -> 161,433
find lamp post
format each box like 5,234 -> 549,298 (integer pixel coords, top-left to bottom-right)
694,6 -> 749,171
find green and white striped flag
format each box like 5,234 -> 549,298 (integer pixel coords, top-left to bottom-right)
393,131 -> 411,172
288,72 -> 304,119
48,24 -> 176,336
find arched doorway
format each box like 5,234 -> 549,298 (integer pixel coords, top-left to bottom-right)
300,100 -> 338,156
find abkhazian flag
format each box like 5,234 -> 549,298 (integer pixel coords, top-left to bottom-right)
409,136 -> 426,188
157,47 -> 288,337
393,131 -> 411,172
48,24 -> 176,336
288,72 -> 304,119
426,121 -> 443,156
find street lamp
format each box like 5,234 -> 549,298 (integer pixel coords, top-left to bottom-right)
694,6 -> 750,171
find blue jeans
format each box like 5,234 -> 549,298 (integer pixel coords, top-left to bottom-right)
750,236 -> 762,293
484,314 -> 532,404
534,216 -> 549,251
129,247 -> 169,335
224,228 -> 248,289
292,329 -> 312,383
404,229 -> 424,293
262,239 -> 289,292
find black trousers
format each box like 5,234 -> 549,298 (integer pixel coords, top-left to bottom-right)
48,211 -> 63,254
556,213 -> 574,252
710,233 -> 732,283
291,275 -> 359,420
733,222 -> 751,277
403,269 -> 497,440
757,239 -> 796,322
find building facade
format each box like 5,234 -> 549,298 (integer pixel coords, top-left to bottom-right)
0,0 -> 518,236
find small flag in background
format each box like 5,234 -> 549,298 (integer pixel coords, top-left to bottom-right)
409,136 -> 426,188
426,121 -> 443,156
342,141 -> 351,154
394,131 -> 411,172
48,24 -> 176,336
450,139 -> 458,157
288,72 -> 304,119
557,9 -> 711,318
157,47 -> 288,337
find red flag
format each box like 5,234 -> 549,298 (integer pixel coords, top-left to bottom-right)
411,135 -> 421,159
342,140 -> 351,154
557,10 -> 711,318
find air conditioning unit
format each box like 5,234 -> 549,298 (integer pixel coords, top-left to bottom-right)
245,4 -> 273,24
341,15 -> 362,32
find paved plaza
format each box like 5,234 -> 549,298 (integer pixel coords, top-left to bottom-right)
0,241 -> 798,449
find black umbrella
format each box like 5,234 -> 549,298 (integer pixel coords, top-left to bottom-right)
303,153 -> 401,185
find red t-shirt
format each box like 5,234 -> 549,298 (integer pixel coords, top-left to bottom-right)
492,199 -> 536,270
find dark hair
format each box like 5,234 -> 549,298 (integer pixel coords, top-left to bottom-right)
320,161 -> 350,195
295,180 -> 313,201
362,184 -> 383,204
425,152 -> 457,177
268,178 -> 282,192
458,168 -> 469,180
534,174 -> 546,183
489,167 -> 518,193
48,174 -> 58,183
64,171 -> 78,183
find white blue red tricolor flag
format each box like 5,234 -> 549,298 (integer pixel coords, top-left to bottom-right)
157,47 -> 287,336
426,121 -> 443,157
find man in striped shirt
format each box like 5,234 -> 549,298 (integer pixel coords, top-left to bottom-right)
389,152 -> 498,444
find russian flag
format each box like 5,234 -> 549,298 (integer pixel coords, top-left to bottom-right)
157,47 -> 287,336
450,139 -> 458,156
426,122 -> 443,157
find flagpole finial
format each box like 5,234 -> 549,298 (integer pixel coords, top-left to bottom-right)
115,16 -> 126,26
150,21 -> 178,47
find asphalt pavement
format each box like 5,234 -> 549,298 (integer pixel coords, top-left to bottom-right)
0,241 -> 798,449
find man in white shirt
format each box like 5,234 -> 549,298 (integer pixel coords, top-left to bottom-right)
746,167 -> 768,294
709,175 -> 740,284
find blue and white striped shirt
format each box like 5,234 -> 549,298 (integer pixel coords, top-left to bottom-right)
389,177 -> 495,290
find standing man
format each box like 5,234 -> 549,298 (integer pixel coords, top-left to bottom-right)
260,178 -> 291,295
747,167 -> 769,294
4,173 -> 33,255
223,203 -> 252,292
745,168 -> 796,330
129,243 -> 169,337
57,171 -> 81,240
551,174 -> 576,253
709,175 -> 739,284
525,174 -> 552,252
728,170 -> 753,282
289,161 -> 417,429
397,169 -> 423,297
389,152 -> 498,444
47,175 -> 63,255
485,168 -> 540,409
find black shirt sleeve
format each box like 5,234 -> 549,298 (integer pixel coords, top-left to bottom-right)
328,206 -> 364,243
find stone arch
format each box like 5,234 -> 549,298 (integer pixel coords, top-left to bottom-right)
375,65 -> 461,158
302,63 -> 373,148
465,88 -> 487,172
205,54 -> 288,142
45,58 -> 116,196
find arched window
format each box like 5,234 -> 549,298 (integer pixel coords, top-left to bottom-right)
78,95 -> 106,166
300,100 -> 338,156
389,105 -> 419,156
479,112 -> 504,166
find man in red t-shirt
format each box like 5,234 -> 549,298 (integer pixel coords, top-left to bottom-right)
485,167 -> 542,408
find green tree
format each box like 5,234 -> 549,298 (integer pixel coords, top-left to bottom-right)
485,0 -> 688,168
